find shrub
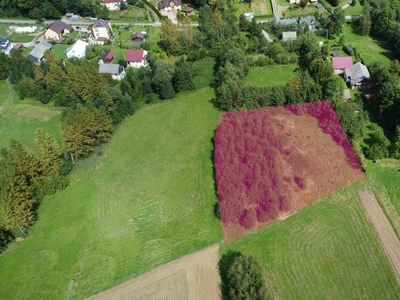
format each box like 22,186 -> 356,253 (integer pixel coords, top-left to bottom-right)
343,45 -> 354,56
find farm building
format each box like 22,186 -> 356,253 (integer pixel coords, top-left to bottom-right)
99,64 -> 125,80
125,49 -> 148,68
45,20 -> 72,41
0,38 -> 13,55
344,62 -> 370,89
282,31 -> 297,41
332,57 -> 353,74
157,0 -> 181,11
65,39 -> 88,59
27,41 -> 53,64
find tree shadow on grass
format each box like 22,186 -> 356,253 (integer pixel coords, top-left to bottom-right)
219,250 -> 242,300
210,134 -> 221,220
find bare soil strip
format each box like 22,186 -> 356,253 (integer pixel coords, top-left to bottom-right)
358,189 -> 400,282
88,244 -> 221,300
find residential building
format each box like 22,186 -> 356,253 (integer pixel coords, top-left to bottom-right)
0,38 -> 13,55
344,62 -> 370,89
27,41 -> 52,64
99,64 -> 125,80
299,16 -> 317,30
65,39 -> 88,59
126,49 -> 148,68
282,31 -> 297,41
45,20 -> 72,41
91,19 -> 113,43
102,0 -> 124,11
278,18 -> 297,27
332,57 -> 353,74
131,33 -> 145,45
157,0 -> 182,11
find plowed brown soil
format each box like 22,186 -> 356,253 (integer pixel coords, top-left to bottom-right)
88,244 -> 221,300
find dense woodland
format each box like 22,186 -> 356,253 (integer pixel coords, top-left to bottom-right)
1,0 -> 400,253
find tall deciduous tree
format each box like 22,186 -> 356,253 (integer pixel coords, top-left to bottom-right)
35,128 -> 62,177
160,19 -> 180,54
152,59 -> 175,99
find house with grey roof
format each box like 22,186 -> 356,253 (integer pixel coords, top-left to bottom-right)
0,38 -> 13,55
99,64 -> 125,80
299,16 -> 316,30
261,30 -> 273,43
282,31 -> 297,41
27,41 -> 53,64
344,62 -> 370,89
278,18 -> 297,27
45,20 -> 72,41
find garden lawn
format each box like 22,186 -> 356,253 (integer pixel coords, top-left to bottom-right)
344,24 -> 394,67
52,44 -> 70,59
0,87 -> 222,299
222,185 -> 400,299
0,81 -> 62,149
343,1 -> 363,16
246,64 -> 297,87
0,23 -> 44,43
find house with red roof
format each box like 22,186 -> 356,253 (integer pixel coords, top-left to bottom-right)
102,0 -> 125,10
125,49 -> 148,68
332,57 -> 353,74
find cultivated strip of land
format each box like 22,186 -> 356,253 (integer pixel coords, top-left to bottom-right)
358,189 -> 400,282
89,244 -> 221,300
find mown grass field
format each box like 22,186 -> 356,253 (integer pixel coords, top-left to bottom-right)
0,23 -> 44,43
0,81 -> 62,149
344,24 -> 394,67
222,184 -> 400,299
246,64 -> 297,87
0,87 -> 222,299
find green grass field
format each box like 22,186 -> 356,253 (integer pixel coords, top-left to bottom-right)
344,24 -> 394,67
343,2 -> 363,15
0,23 -> 44,43
222,184 -> 400,299
0,81 -> 62,149
246,64 -> 297,87
0,87 -> 222,299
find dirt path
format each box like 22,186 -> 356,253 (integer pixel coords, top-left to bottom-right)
358,189 -> 400,282
88,244 -> 221,300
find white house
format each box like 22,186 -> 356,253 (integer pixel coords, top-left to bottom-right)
91,19 -> 113,44
102,0 -> 125,11
0,38 -> 13,55
99,64 -> 125,80
65,39 -> 88,59
125,49 -> 148,68
157,0 -> 181,11
282,31 -> 297,41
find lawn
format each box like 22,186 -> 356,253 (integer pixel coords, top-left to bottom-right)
344,24 -> 394,67
246,64 -> 297,87
0,81 -> 8,105
221,184 -> 400,299
0,87 -> 222,299
343,1 -> 363,15
52,44 -> 70,59
283,5 -> 326,18
109,5 -> 150,23
0,81 -> 62,149
0,23 -> 44,43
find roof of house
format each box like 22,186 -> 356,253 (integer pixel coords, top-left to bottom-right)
131,33 -> 145,40
65,39 -> 88,57
28,40 -> 52,60
182,7 -> 193,13
13,43 -> 23,49
315,3 -> 323,8
0,38 -> 12,51
103,0 -> 120,3
96,37 -> 108,41
99,64 -> 123,75
93,19 -> 111,28
344,62 -> 370,85
104,52 -> 114,60
282,31 -> 297,40
278,18 -> 297,26
332,57 -> 353,69
158,0 -> 182,9
299,16 -> 316,26
48,20 -> 72,34
126,49 -> 146,62
261,29 -> 273,43
331,50 -> 340,57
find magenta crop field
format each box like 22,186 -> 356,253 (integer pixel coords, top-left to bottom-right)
214,101 -> 364,241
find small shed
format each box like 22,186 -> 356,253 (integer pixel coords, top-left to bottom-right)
181,7 -> 194,15
331,50 -> 340,57
104,52 -> 114,62
315,3 -> 323,8
13,43 -> 23,50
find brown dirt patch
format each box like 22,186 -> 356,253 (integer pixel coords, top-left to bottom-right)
88,244 -> 221,300
358,189 -> 400,282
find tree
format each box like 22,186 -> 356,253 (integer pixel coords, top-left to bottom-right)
365,124 -> 390,159
35,128 -> 62,177
61,105 -> 113,158
325,8 -> 345,37
357,10 -> 371,35
0,140 -> 39,234
227,254 -> 268,300
0,52 -> 11,80
160,19 -> 180,54
308,59 -> 334,84
120,0 -> 127,10
44,63 -> 66,92
174,60 -> 195,92
152,59 -> 175,99
392,125 -> 400,159
390,59 -> 400,76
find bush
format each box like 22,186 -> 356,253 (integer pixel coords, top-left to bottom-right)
343,45 -> 354,56
0,228 -> 14,253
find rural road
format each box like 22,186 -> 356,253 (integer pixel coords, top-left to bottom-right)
358,189 -> 400,283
